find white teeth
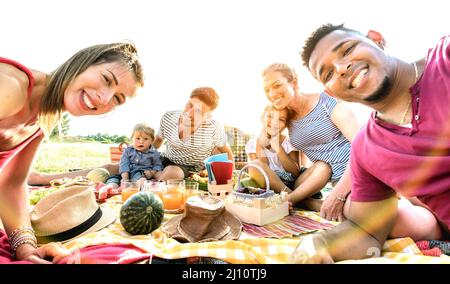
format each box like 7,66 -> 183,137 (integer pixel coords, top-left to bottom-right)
274,98 -> 283,105
83,93 -> 95,109
351,68 -> 368,88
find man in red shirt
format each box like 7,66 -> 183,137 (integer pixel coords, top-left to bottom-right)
290,23 -> 450,263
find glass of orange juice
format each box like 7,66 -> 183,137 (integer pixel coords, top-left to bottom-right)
182,181 -> 199,209
142,180 -> 165,200
121,181 -> 140,202
163,179 -> 185,213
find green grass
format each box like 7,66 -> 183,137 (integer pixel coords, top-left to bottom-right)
31,142 -> 113,174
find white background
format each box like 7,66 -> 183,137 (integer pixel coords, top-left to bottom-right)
1,0 -> 448,137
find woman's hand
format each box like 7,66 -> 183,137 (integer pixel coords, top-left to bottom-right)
320,191 -> 346,222
257,132 -> 270,148
269,134 -> 283,154
15,242 -> 71,264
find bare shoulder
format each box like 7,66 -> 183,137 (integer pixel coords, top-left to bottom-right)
0,63 -> 29,119
331,101 -> 356,118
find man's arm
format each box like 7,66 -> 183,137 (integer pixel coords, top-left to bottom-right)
290,196 -> 398,263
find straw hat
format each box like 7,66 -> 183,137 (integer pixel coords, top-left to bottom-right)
162,195 -> 242,243
30,186 -> 116,244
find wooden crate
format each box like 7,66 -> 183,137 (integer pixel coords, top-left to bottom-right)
208,180 -> 233,199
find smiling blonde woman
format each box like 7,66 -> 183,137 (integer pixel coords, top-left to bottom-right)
0,42 -> 144,263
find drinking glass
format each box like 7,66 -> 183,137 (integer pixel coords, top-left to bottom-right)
162,179 -> 185,213
182,181 -> 199,209
121,180 -> 140,202
142,180 -> 165,200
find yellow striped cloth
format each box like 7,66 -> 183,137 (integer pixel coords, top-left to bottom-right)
62,195 -> 450,264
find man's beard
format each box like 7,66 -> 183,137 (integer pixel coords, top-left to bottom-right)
363,76 -> 392,104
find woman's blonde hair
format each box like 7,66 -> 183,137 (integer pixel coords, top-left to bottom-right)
38,42 -> 144,136
131,123 -> 155,140
262,63 -> 298,84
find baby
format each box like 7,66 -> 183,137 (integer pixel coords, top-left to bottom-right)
107,123 -> 163,188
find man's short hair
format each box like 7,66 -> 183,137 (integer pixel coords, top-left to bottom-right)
190,87 -> 220,111
300,23 -> 362,68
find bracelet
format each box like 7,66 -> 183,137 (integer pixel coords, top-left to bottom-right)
335,195 -> 347,202
13,236 -> 38,251
9,229 -> 38,259
9,226 -> 35,240
12,239 -> 38,259
11,233 -> 37,249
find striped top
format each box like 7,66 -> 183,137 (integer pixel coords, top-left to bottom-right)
156,110 -> 227,170
288,92 -> 351,181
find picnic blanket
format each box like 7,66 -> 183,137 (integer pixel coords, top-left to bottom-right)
242,213 -> 335,239
415,240 -> 450,257
58,195 -> 450,264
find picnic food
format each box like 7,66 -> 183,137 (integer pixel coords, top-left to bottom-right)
120,192 -> 164,235
29,187 -> 60,205
238,177 -> 261,189
236,186 -> 267,195
30,185 -> 94,205
224,163 -> 289,225
86,168 -> 111,183
49,176 -> 90,187
190,173 -> 208,184
186,173 -> 208,191
30,177 -> 91,205
94,183 -> 120,202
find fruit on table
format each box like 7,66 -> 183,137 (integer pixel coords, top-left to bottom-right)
50,176 -> 90,187
29,185 -> 91,205
236,186 -> 267,195
86,168 -> 111,183
120,192 -> 164,235
237,177 -> 261,189
29,187 -> 59,205
190,174 -> 208,184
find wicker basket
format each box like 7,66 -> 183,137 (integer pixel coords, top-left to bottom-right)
109,142 -> 128,163
225,164 -> 289,226
233,164 -> 274,199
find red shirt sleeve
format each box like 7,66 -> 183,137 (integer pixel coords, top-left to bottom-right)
349,146 -> 397,202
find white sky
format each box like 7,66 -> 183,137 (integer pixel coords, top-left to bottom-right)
1,0 -> 449,137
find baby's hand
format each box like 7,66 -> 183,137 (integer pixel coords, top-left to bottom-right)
144,170 -> 153,178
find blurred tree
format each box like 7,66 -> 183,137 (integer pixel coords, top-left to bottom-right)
50,113 -> 70,141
